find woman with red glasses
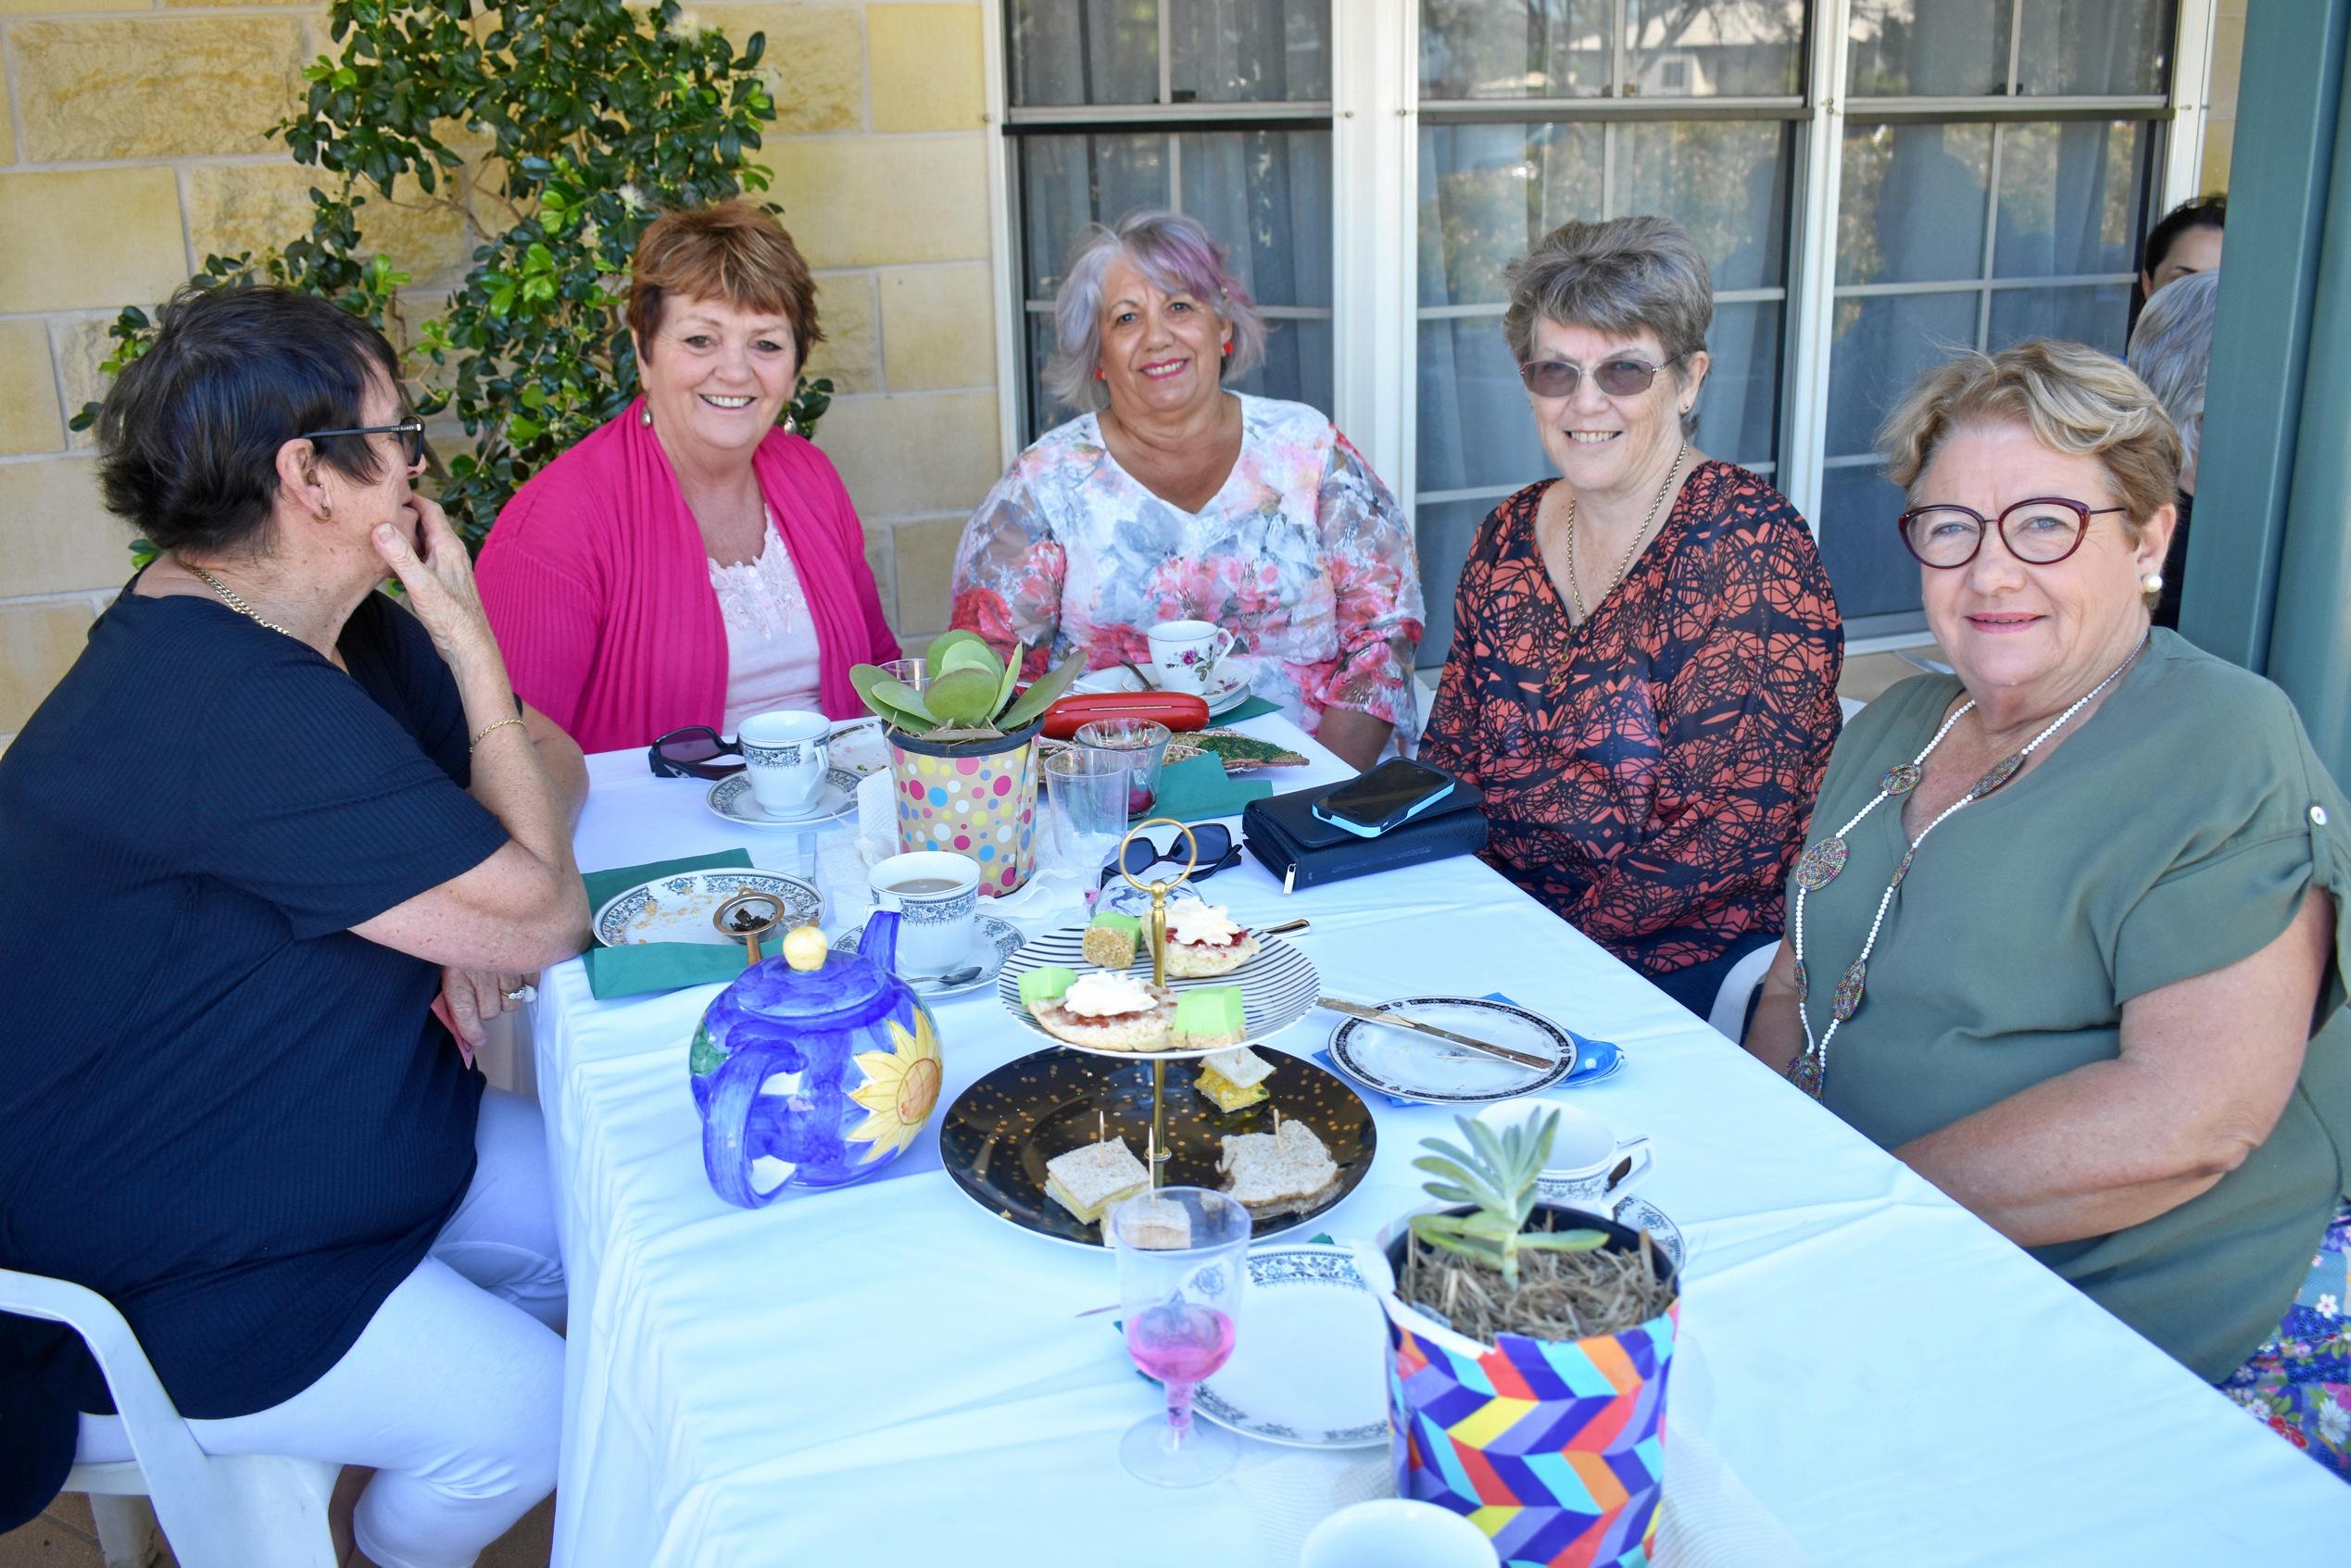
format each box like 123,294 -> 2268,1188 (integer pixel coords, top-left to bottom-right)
1744,340 -> 2350,1477
1418,215 -> 1843,1018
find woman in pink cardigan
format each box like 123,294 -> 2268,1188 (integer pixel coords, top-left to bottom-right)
479,204 -> 898,755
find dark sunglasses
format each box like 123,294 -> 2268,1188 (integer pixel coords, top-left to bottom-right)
1100,822 -> 1241,888
1517,356 -> 1678,399
648,724 -> 746,781
303,417 -> 427,468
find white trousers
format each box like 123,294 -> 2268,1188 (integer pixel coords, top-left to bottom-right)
77,1089 -> 568,1568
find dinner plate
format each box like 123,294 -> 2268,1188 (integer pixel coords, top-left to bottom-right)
996,927 -> 1320,1059
938,1047 -> 1375,1249
706,769 -> 860,827
1193,1243 -> 1389,1449
833,913 -> 1024,999
591,869 -> 823,948
826,716 -> 889,778
1325,996 -> 1577,1103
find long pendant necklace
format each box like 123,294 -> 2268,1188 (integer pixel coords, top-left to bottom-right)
1784,634 -> 2148,1098
1561,439 -> 1689,624
185,562 -> 296,638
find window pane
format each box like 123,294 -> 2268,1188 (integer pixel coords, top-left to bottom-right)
1172,0 -> 1330,102
1415,318 -> 1548,496
1415,495 -> 1514,665
1988,282 -> 2132,356
1700,299 -> 1781,470
1617,120 -> 1792,291
1019,133 -> 1169,298
1025,313 -> 1070,441
1417,121 -> 1604,308
2016,0 -> 2169,95
1825,290 -> 1978,457
1837,122 -> 1993,285
1009,0 -> 1159,107
1228,316 -> 1335,420
1174,131 -> 1333,309
1846,0 -> 2009,97
1817,466 -> 1923,620
1420,0 -> 1614,100
1627,0 -> 1804,97
1993,121 -> 2148,279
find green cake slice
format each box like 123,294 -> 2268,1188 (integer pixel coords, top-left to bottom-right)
1018,965 -> 1078,1010
1083,910 -> 1143,968
1172,985 -> 1246,1049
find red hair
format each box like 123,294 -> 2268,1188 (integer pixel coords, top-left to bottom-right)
628,202 -> 823,364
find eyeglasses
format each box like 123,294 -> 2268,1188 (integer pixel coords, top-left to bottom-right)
1895,497 -> 2128,570
302,417 -> 427,468
1099,822 -> 1242,889
1517,356 -> 1678,399
647,724 -> 744,781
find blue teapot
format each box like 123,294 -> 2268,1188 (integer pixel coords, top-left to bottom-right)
688,909 -> 943,1209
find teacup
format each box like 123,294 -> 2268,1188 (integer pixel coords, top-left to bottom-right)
739,710 -> 830,816
867,851 -> 980,977
1475,1098 -> 1652,1210
1146,619 -> 1237,697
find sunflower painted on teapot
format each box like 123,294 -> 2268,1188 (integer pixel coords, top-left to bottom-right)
689,909 -> 943,1208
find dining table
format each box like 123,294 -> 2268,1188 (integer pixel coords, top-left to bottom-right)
525,712 -> 2351,1567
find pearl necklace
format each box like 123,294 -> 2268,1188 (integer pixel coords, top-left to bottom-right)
185,562 -> 295,638
1561,440 -> 1689,623
1784,634 -> 2148,1098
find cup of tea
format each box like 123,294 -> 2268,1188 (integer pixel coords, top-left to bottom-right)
1146,619 -> 1236,697
1474,1098 -> 1652,1210
866,851 -> 980,977
739,710 -> 830,816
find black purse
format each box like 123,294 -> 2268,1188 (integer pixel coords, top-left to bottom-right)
1240,766 -> 1489,892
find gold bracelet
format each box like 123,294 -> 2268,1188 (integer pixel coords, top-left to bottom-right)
469,715 -> 527,749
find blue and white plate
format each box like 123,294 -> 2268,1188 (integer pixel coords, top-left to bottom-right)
592,869 -> 823,948
1194,1243 -> 1389,1449
834,913 -> 1023,999
1325,996 -> 1577,1104
706,768 -> 860,828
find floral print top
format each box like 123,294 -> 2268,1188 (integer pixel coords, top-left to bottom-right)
1418,464 -> 1843,979
949,395 -> 1425,738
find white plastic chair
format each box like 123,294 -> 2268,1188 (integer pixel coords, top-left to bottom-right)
1706,940 -> 1780,1044
0,1267 -> 338,1568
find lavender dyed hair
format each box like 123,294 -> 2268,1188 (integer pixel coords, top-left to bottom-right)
1045,209 -> 1267,413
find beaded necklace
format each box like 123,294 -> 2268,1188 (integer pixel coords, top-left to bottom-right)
1784,634 -> 2148,1098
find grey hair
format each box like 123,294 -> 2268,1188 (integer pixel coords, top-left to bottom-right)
1044,209 -> 1268,413
1502,215 -> 1714,436
2127,269 -> 2219,488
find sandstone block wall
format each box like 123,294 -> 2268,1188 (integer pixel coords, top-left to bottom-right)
0,0 -> 1004,747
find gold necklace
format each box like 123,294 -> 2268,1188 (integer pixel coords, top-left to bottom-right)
184,563 -> 296,638
1561,439 -> 1690,623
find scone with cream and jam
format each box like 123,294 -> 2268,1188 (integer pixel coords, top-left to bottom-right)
1161,902 -> 1260,978
1023,967 -> 1175,1051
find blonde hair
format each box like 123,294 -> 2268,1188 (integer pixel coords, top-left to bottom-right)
1879,340 -> 2181,543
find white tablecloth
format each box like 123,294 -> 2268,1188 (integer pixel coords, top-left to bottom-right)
531,720 -> 2351,1567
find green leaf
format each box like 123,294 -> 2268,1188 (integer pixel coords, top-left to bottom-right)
923,666 -> 999,727
935,639 -> 1001,684
871,678 -> 936,725
991,642 -> 1024,721
924,628 -> 990,669
996,656 -> 1085,732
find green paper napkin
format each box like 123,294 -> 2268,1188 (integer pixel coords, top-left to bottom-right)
582,847 -> 769,1000
1148,753 -> 1272,823
1220,695 -> 1281,723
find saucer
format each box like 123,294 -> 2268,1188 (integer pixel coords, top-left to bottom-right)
832,912 -> 1023,998
1193,1243 -> 1389,1448
707,769 -> 859,827
591,869 -> 823,948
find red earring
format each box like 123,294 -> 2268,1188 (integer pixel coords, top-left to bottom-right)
1095,367 -> 1105,380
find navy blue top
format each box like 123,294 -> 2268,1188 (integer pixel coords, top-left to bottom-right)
0,580 -> 509,1524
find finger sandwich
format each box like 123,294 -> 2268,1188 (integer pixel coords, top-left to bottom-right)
1217,1121 -> 1340,1218
1192,1043 -> 1273,1111
1044,1136 -> 1150,1227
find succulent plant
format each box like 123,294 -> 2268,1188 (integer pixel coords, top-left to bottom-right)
850,631 -> 1084,744
1409,1110 -> 1607,1289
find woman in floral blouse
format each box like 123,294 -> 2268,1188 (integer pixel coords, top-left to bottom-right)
1420,216 -> 1844,1017
950,210 -> 1422,769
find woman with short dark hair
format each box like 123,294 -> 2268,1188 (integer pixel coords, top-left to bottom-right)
2129,192 -> 2224,334
0,283 -> 589,1562
478,200 -> 899,754
1419,216 -> 1843,1015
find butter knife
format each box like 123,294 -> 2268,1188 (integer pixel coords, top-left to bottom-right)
1318,997 -> 1555,1071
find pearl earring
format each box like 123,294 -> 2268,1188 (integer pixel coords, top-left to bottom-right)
783,411 -> 801,437
639,405 -> 653,429
2142,571 -> 2165,595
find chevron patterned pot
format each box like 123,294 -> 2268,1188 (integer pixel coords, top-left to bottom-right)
1378,1205 -> 1678,1568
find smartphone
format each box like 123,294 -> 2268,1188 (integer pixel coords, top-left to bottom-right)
1311,758 -> 1455,839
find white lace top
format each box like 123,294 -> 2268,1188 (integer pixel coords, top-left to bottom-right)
710,506 -> 823,731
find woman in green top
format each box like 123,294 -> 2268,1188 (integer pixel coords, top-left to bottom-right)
1745,340 -> 2351,1477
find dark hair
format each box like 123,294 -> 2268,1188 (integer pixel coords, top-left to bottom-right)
627,202 -> 823,367
2129,194 -> 2226,328
96,283 -> 403,557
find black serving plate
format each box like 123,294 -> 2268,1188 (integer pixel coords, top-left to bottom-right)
938,1046 -> 1377,1248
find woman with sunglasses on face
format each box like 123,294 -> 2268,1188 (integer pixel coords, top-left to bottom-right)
1418,216 -> 1843,1017
0,285 -> 589,1562
1744,341 -> 2351,1477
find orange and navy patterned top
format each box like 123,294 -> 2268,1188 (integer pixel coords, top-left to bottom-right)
1418,462 -> 1843,981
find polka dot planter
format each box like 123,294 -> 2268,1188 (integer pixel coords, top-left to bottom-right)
886,721 -> 1044,897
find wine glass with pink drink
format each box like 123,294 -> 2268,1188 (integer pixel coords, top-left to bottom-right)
1111,1185 -> 1251,1486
